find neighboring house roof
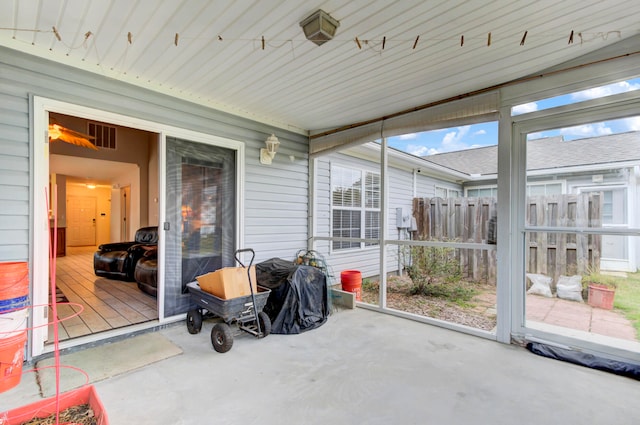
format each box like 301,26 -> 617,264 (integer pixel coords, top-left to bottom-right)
422,132 -> 640,176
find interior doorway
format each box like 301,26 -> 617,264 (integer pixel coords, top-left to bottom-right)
32,96 -> 245,357
46,112 -> 160,345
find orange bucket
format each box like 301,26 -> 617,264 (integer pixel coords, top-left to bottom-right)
341,270 -> 362,301
0,262 -> 29,301
0,330 -> 27,393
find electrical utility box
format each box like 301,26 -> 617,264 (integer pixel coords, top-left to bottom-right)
396,207 -> 412,229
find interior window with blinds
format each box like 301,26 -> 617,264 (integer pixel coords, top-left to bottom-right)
331,165 -> 380,250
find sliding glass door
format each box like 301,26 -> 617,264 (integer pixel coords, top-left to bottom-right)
164,137 -> 236,317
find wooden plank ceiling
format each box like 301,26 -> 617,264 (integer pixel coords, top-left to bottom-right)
1,1 -> 639,134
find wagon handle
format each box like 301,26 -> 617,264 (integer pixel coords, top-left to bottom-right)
234,248 -> 263,336
234,248 -> 255,269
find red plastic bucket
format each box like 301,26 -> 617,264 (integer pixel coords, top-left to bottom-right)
341,270 -> 362,301
0,262 -> 29,302
0,330 -> 27,393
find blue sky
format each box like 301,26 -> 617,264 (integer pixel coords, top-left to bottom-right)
388,78 -> 640,156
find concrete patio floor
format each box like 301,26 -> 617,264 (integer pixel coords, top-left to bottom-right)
2,308 -> 639,424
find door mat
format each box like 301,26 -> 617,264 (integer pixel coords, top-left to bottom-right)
35,332 -> 182,397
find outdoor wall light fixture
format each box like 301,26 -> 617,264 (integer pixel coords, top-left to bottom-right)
300,9 -> 340,46
260,134 -> 280,165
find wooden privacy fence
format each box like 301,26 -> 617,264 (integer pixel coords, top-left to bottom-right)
526,193 -> 601,280
412,197 -> 497,282
412,194 -> 602,283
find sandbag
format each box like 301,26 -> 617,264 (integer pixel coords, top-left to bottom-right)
556,275 -> 584,302
526,273 -> 553,297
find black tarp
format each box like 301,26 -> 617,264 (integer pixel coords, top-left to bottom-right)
256,258 -> 329,334
526,341 -> 640,380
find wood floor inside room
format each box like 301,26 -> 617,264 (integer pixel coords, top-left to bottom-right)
47,246 -> 158,343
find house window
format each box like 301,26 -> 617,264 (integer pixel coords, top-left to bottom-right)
467,182 -> 563,198
88,122 -> 117,149
435,186 -> 461,198
526,182 -> 563,196
332,166 -> 380,250
465,187 -> 498,198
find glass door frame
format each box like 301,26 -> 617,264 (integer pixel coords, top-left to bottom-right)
157,129 -> 245,322
31,96 -> 246,357
509,90 -> 640,360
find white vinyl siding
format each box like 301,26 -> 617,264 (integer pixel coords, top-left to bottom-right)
0,46 -> 309,264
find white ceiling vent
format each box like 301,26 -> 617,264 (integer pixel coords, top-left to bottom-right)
88,122 -> 117,150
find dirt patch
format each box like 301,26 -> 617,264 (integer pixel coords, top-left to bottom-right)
19,404 -> 97,425
361,275 -> 497,331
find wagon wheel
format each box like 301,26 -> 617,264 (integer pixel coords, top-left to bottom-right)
186,309 -> 202,334
211,323 -> 234,353
257,311 -> 271,338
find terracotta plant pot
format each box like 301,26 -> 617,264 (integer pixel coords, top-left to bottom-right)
587,284 -> 615,310
0,384 -> 108,424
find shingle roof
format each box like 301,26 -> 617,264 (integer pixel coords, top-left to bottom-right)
422,132 -> 640,176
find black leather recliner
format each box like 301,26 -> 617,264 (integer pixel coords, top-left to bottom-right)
135,247 -> 158,297
93,226 -> 158,281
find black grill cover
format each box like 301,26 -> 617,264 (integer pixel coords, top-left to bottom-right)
256,258 -> 328,334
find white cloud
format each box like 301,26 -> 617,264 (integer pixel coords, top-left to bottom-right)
512,102 -> 538,115
620,116 -> 640,131
398,133 -> 417,140
559,123 -> 612,138
571,81 -> 640,101
442,126 -> 470,149
473,129 -> 486,136
407,144 -> 439,156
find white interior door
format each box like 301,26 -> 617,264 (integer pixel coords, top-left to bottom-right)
67,196 -> 96,246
